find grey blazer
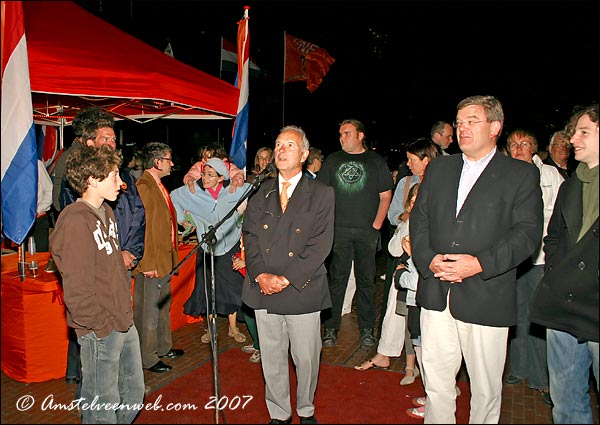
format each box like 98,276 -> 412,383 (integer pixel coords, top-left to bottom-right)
242,175 -> 335,315
410,151 -> 543,327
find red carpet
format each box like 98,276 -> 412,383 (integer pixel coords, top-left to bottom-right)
135,349 -> 470,424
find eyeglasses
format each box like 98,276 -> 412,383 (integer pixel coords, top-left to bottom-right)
509,141 -> 531,150
452,119 -> 487,128
98,136 -> 117,143
550,143 -> 571,150
158,157 -> 173,163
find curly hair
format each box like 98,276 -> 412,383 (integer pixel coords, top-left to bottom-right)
65,145 -> 122,195
72,107 -> 112,138
565,103 -> 599,138
79,108 -> 115,142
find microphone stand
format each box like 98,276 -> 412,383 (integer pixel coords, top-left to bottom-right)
156,172 -> 272,424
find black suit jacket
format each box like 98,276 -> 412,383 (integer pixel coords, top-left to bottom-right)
531,175 -> 599,342
411,151 -> 543,327
242,174 -> 335,314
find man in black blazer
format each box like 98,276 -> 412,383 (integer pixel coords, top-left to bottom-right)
242,125 -> 335,425
410,95 -> 543,423
531,103 -> 599,424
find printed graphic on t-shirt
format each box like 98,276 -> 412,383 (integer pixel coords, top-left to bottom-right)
92,218 -> 119,255
336,161 -> 366,193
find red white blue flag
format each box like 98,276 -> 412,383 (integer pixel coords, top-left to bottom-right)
220,36 -> 261,78
1,1 -> 38,244
38,125 -> 58,169
228,6 -> 250,171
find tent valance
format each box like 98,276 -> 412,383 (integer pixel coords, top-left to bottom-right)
23,1 -> 239,125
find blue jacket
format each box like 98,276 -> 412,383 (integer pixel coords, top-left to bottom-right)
110,168 -> 145,261
170,181 -> 253,256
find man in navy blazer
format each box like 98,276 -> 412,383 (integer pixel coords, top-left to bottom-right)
410,95 -> 543,423
242,125 -> 334,424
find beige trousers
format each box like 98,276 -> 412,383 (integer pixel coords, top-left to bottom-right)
421,296 -> 508,424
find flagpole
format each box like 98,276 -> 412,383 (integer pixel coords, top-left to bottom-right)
282,31 -> 286,128
218,36 -> 223,145
219,36 -> 223,80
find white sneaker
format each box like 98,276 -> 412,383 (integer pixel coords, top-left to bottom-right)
249,350 -> 261,363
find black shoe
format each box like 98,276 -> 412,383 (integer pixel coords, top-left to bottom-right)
159,348 -> 185,359
268,417 -> 291,424
146,360 -> 172,373
503,374 -> 523,385
322,328 -> 337,347
540,389 -> 553,406
300,415 -> 318,424
65,376 -> 80,385
359,328 -> 376,347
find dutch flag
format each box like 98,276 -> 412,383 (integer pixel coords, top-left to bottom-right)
228,7 -> 251,172
1,1 -> 38,244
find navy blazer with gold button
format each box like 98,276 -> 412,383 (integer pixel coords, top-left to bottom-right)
242,174 -> 335,315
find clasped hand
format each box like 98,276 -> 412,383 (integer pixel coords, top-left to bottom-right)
430,253 -> 482,283
257,273 -> 290,295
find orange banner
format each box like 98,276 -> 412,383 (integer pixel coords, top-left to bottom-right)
284,34 -> 335,93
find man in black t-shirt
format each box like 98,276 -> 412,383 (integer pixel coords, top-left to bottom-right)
317,119 -> 393,347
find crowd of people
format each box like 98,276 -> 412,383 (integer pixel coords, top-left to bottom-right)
38,98 -> 598,424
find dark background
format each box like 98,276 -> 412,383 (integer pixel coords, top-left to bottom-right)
73,0 -> 599,179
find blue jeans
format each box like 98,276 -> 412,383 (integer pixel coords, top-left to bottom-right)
323,226 -> 379,331
547,329 -> 599,424
508,264 -> 549,389
79,325 -> 145,424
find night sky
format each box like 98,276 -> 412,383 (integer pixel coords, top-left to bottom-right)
74,0 -> 598,172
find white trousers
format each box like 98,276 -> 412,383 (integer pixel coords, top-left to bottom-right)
421,297 -> 508,424
377,279 -> 406,357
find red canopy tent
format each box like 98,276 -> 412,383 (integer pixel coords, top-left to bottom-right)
23,1 -> 239,126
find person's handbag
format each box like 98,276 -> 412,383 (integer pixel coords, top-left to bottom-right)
388,225 -> 405,257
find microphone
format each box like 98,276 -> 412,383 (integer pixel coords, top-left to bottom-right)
252,162 -> 277,185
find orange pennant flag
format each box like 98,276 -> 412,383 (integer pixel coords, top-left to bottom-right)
284,34 -> 335,93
